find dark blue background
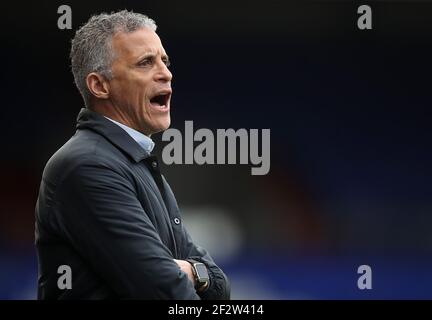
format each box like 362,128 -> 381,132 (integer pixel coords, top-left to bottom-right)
1,1 -> 431,299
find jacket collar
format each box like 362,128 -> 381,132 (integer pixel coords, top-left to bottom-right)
76,108 -> 151,163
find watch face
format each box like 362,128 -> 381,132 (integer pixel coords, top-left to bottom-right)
195,263 -> 209,280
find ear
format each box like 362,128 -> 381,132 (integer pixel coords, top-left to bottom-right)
86,72 -> 110,100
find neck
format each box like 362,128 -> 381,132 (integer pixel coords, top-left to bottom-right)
90,101 -> 150,136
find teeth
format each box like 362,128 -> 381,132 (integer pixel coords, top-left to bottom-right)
149,92 -> 170,110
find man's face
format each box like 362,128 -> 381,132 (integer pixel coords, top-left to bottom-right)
108,27 -> 172,136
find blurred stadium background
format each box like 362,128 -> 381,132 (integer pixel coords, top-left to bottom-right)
1,0 -> 432,299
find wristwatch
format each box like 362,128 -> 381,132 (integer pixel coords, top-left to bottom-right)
186,259 -> 209,292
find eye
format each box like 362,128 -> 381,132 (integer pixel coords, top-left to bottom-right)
162,57 -> 171,67
138,57 -> 153,67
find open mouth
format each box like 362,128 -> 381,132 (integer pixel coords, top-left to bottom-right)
149,91 -> 171,109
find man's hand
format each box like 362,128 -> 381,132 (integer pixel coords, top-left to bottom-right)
174,259 -> 196,287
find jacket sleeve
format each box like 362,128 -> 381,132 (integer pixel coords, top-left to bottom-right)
179,224 -> 231,300
53,161 -> 200,299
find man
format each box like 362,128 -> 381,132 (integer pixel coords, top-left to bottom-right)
35,10 -> 230,299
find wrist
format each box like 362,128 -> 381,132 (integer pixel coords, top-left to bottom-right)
186,259 -> 210,292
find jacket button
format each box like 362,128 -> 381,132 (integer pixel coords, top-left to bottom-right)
151,161 -> 158,168
173,218 -> 180,225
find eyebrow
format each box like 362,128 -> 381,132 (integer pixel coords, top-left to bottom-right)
136,52 -> 170,62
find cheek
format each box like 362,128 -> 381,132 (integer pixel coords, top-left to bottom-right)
134,81 -> 151,102
116,75 -> 147,97
111,80 -> 134,103
111,75 -> 153,111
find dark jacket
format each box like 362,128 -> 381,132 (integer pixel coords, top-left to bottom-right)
35,108 -> 230,300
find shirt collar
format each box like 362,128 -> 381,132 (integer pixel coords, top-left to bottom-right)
104,117 -> 155,154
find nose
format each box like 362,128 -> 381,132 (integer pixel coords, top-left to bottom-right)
155,61 -> 173,83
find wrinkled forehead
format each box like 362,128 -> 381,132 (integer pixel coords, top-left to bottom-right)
111,27 -> 166,61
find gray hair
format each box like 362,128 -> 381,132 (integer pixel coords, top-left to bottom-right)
70,10 -> 157,107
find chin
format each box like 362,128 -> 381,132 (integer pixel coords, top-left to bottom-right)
149,116 -> 171,135
160,117 -> 171,132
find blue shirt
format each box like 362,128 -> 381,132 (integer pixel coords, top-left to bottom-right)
104,117 -> 155,154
